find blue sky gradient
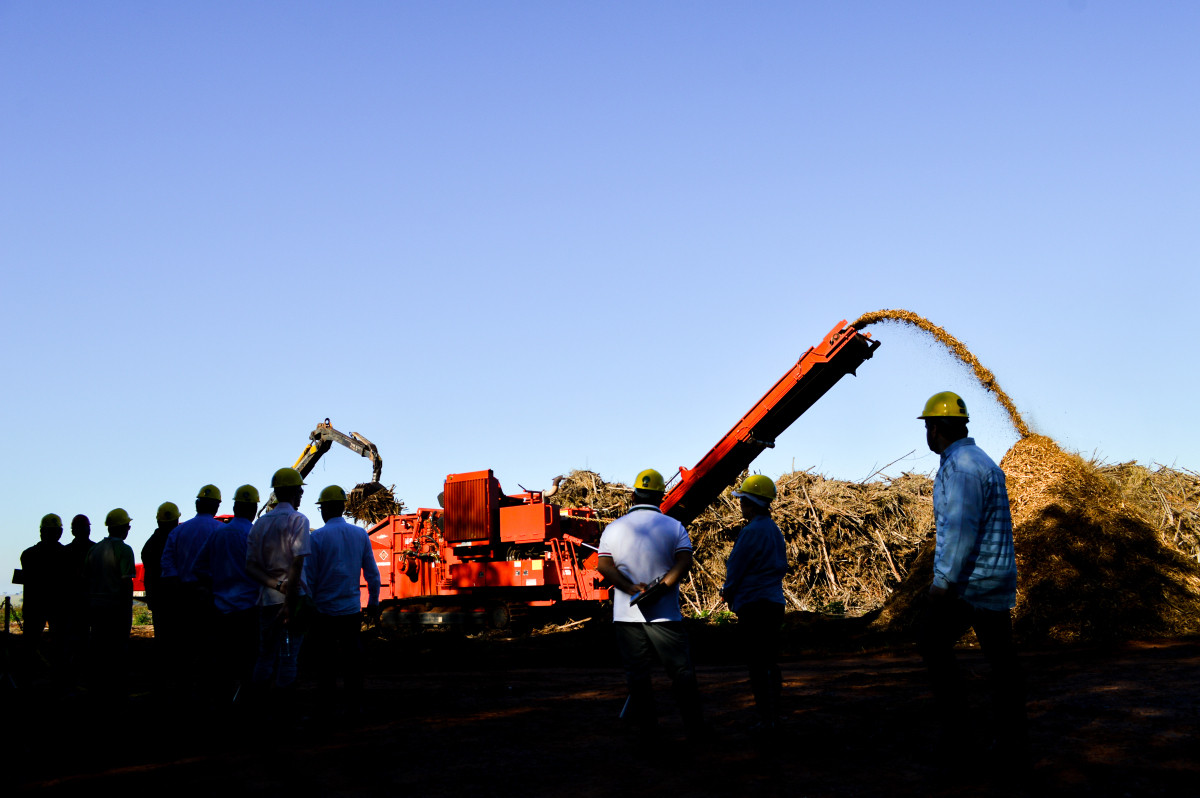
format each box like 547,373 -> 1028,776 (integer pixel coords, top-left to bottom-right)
3,2 -> 1197,591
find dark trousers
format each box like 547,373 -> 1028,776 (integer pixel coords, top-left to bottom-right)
177,582 -> 217,692
614,621 -> 703,731
88,601 -> 131,699
917,595 -> 1027,751
313,612 -> 366,710
253,604 -> 303,688
736,600 -> 784,722
215,607 -> 258,701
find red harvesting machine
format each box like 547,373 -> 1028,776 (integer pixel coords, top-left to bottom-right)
365,320 -> 880,627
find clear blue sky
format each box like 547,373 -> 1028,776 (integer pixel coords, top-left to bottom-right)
3,2 -> 1197,593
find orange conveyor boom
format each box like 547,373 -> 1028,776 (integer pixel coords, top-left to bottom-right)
660,320 -> 879,528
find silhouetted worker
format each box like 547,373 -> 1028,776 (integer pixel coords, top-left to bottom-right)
194,485 -> 261,704
307,485 -> 380,718
84,508 -> 136,701
141,502 -> 180,631
721,475 -> 788,734
161,485 -> 224,690
19,514 -> 66,669
597,468 -> 705,739
245,468 -> 312,699
916,391 -> 1028,766
60,514 -> 95,674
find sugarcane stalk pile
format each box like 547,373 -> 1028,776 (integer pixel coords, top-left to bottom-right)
555,436 -> 1200,644
345,482 -> 406,526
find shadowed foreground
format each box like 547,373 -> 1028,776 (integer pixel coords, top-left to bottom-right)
5,624 -> 1199,797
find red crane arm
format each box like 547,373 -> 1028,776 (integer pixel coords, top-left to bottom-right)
660,320 -> 879,528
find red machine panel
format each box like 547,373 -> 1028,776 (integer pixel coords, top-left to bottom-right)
443,470 -> 498,543
499,502 -> 560,544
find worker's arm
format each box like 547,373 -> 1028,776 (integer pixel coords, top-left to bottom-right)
160,529 -> 179,579
284,554 -> 305,616
662,549 -> 693,588
597,555 -> 646,595
244,555 -> 275,591
931,466 -> 984,598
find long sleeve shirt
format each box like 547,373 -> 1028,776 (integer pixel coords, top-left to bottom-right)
307,517 -> 381,616
194,516 -> 259,614
932,437 -> 1018,611
722,514 -> 787,612
160,513 -> 225,582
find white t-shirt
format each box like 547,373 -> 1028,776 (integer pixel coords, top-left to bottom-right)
598,505 -> 692,623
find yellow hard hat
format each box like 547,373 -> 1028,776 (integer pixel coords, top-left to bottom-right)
197,484 -> 222,501
105,508 -> 132,527
633,469 -> 666,493
918,391 -> 969,420
233,485 -> 260,504
733,474 -> 777,504
40,513 -> 63,530
317,485 -> 347,504
156,502 -> 181,523
271,467 -> 305,488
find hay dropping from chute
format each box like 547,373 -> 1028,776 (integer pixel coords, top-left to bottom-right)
852,309 -> 1030,437
550,311 -> 1200,644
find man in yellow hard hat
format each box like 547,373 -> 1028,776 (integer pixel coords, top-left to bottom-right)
141,502 -> 180,620
60,514 -> 96,673
195,485 -> 262,703
141,501 -> 181,689
596,468 -> 705,737
160,484 -> 225,688
307,485 -> 381,717
19,514 -> 66,661
84,508 -> 137,699
917,391 -> 1027,763
245,468 -> 313,696
721,474 -> 788,733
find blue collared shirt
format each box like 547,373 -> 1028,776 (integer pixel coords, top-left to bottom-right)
194,516 -> 258,614
307,517 -> 380,616
722,513 -> 787,612
933,437 -> 1017,610
160,513 -> 226,583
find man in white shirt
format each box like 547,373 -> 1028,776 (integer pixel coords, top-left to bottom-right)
597,468 -> 704,737
245,468 -> 312,692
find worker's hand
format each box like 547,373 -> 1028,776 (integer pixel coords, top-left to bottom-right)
366,603 -> 381,622
630,582 -> 648,595
928,583 -> 955,603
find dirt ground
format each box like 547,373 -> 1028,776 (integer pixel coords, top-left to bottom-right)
5,622 -> 1199,797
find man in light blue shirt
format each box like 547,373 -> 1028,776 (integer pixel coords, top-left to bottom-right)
160,484 -> 225,689
194,484 -> 261,703
307,484 -> 380,716
917,391 -> 1027,766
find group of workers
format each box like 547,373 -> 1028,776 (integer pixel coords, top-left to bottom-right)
19,466 -> 381,717
597,391 -> 1028,764
19,508 -> 137,697
17,390 -> 1027,762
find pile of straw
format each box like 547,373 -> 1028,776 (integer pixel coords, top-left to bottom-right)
556,434 -> 1200,644
551,468 -> 934,617
1001,435 -> 1200,642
